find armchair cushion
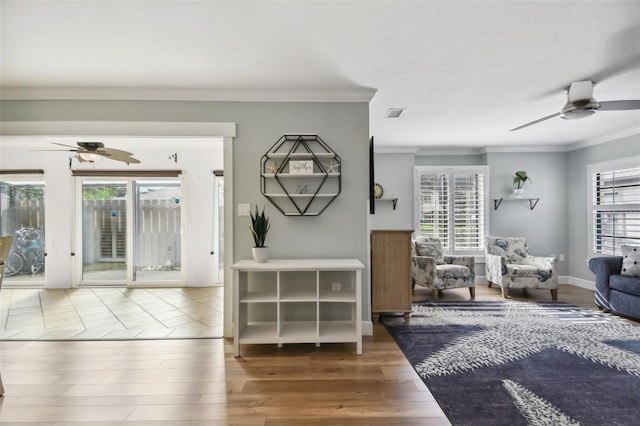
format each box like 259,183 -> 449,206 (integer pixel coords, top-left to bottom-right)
506,265 -> 554,282
414,237 -> 445,264
437,264 -> 473,280
486,236 -> 530,264
621,245 -> 640,277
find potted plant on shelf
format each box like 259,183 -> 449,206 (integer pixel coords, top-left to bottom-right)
250,205 -> 270,263
512,171 -> 531,198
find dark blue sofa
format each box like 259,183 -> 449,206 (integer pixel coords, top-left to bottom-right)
589,256 -> 640,321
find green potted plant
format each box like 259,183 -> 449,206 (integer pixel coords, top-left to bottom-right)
512,171 -> 531,197
250,205 -> 270,263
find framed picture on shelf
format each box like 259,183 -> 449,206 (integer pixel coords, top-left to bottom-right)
289,160 -> 313,174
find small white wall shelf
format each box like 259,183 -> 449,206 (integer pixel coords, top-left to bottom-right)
374,197 -> 398,210
493,197 -> 540,210
231,258 -> 364,357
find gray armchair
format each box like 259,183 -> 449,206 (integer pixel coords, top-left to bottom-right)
484,236 -> 558,300
411,236 -> 475,300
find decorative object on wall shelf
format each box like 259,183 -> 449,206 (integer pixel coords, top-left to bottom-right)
266,162 -> 280,174
512,170 -> 531,197
260,134 -> 341,216
250,205 -> 270,263
374,183 -> 384,199
494,197 -> 539,210
323,159 -> 340,173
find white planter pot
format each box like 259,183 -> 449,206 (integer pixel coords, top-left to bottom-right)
252,247 -> 268,263
512,188 -> 524,198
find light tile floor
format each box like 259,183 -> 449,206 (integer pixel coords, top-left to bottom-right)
0,286 -> 224,340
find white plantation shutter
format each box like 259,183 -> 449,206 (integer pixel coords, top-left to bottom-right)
453,173 -> 485,251
415,167 -> 488,255
417,172 -> 450,249
590,156 -> 640,256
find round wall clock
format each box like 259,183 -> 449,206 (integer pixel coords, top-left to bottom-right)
374,183 -> 384,199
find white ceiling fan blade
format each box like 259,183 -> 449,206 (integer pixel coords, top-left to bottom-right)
510,112 -> 561,131
97,147 -> 135,157
567,81 -> 595,102
599,100 -> 640,111
101,150 -> 141,164
51,142 -> 81,151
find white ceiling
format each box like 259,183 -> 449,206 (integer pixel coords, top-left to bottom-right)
1,0 -> 639,152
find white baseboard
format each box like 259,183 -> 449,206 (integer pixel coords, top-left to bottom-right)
564,276 -> 595,291
476,275 -> 595,291
362,321 -> 373,336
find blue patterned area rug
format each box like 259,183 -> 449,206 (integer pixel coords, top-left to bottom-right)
382,301 -> 640,426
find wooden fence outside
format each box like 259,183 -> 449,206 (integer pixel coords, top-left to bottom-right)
2,199 -> 182,269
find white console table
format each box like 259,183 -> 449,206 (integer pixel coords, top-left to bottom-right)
231,258 -> 364,357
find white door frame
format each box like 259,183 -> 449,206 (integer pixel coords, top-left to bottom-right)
2,121 -> 236,337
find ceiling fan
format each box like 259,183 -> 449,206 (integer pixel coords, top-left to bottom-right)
510,80 -> 640,131
34,142 -> 141,164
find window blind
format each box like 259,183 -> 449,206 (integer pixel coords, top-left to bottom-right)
415,167 -> 487,255
591,164 -> 640,255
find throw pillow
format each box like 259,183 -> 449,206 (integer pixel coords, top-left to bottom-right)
621,245 -> 640,277
414,240 -> 445,264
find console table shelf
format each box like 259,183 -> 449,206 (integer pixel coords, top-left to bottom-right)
494,197 -> 540,210
231,258 -> 364,357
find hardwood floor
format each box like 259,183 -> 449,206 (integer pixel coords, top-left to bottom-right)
0,284 -> 627,425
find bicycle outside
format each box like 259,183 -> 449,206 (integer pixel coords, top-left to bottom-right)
4,226 -> 46,277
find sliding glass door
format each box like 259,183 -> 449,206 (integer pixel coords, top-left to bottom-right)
133,180 -> 182,283
0,174 -> 46,285
77,177 -> 184,286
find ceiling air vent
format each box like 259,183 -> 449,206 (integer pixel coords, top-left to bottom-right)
385,108 -> 405,118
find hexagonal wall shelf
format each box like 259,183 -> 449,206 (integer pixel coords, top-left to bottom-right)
261,134 -> 341,216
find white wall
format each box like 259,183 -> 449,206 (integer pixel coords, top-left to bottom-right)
0,137 -> 223,288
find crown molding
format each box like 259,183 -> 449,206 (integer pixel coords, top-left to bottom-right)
565,127 -> 640,151
0,87 -> 377,103
0,121 -> 236,138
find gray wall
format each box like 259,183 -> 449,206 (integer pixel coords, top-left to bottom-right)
370,153 -> 414,230
374,136 -> 640,283
374,150 -> 571,276
1,99 -> 372,318
567,134 -> 640,281
486,152 -> 568,275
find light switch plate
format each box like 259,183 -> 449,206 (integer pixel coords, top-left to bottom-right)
238,203 -> 251,216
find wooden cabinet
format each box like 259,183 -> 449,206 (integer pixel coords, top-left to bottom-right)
370,230 -> 413,323
231,258 -> 364,357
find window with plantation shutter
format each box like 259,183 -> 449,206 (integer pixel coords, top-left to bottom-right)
414,166 -> 488,255
589,156 -> 640,257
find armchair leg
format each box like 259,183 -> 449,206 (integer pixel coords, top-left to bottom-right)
551,289 -> 558,301
432,289 -> 438,300
487,281 -> 492,288
501,286 -> 509,298
469,287 -> 475,299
